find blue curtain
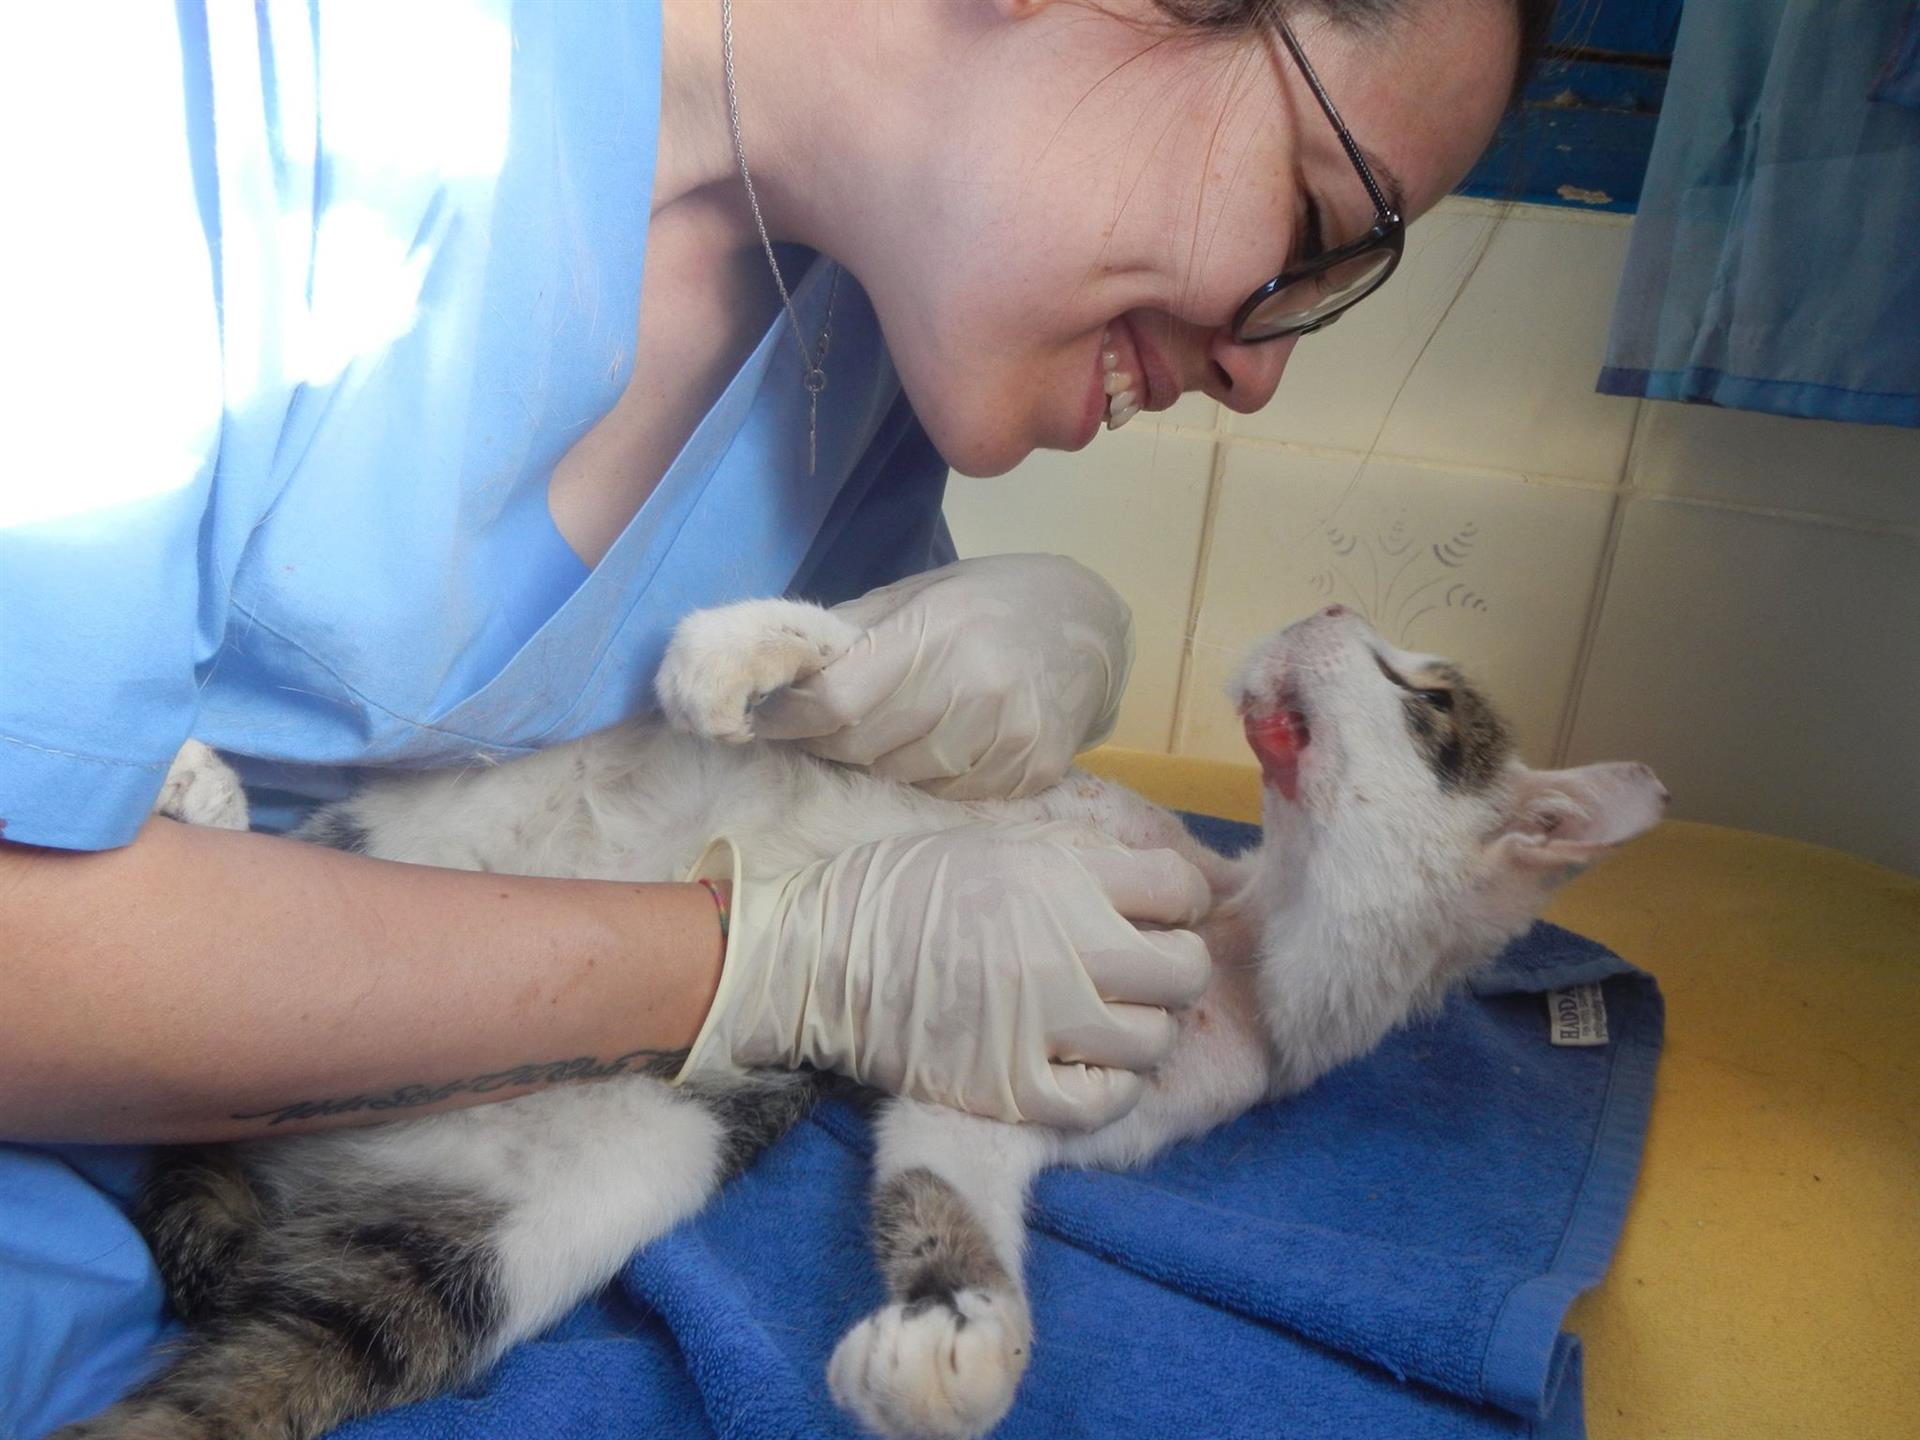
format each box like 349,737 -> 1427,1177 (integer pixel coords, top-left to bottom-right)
1598,0 -> 1920,427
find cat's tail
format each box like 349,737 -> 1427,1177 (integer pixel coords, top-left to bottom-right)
53,1183 -> 504,1440
133,1147 -> 268,1324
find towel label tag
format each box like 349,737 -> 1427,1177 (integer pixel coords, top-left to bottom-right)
1546,984 -> 1609,1046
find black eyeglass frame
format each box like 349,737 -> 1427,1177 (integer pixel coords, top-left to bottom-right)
1231,20 -> 1406,344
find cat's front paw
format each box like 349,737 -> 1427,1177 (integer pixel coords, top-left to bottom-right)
155,741 -> 250,831
827,1287 -> 1030,1440
656,599 -> 859,743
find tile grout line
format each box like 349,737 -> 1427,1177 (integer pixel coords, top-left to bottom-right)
1553,400 -> 1644,767
1628,489 -> 1920,541
1166,411 -> 1232,753
1134,424 -> 1919,539
1441,194 -> 1636,230
1214,435 -> 1627,494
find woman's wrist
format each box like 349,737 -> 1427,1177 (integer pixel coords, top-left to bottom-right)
672,840 -> 757,1084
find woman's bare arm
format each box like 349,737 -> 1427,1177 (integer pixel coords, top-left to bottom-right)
0,818 -> 724,1144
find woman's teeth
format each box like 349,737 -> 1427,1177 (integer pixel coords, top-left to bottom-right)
1101,328 -> 1141,431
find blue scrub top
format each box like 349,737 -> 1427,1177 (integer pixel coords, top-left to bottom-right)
0,3 -> 949,1430
1,0 -> 951,852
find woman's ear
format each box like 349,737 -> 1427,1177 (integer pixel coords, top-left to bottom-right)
1484,761 -> 1670,875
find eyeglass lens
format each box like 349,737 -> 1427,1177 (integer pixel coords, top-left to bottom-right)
1238,244 -> 1398,342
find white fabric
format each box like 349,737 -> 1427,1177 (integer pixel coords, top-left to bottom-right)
754,555 -> 1134,800
677,825 -> 1210,1130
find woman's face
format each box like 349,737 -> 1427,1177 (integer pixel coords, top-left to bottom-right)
851,0 -> 1519,477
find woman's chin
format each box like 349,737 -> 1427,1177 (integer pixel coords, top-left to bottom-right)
922,413 -> 1039,480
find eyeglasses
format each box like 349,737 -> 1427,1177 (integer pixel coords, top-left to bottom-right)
1231,20 -> 1406,344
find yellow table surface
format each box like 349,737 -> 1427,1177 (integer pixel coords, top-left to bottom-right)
1079,746 -> 1920,1440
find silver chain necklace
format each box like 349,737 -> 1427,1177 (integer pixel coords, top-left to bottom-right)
721,0 -> 841,475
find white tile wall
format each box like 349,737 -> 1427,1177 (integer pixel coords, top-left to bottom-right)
1367,208 -> 1640,485
1564,498 -> 1920,873
1236,202 -> 1504,454
944,196 -> 1920,874
1237,200 -> 1641,486
1630,402 -> 1920,532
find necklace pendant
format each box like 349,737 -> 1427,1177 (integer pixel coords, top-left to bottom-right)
805,368 -> 827,474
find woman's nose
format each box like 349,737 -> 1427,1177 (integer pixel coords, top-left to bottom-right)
1202,330 -> 1297,414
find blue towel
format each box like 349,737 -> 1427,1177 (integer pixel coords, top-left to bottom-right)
334,815 -> 1661,1440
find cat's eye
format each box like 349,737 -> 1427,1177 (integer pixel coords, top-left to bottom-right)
1292,196 -> 1326,271
1376,655 -> 1456,714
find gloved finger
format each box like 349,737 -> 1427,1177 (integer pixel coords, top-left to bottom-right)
790,667 -> 1015,768
1080,929 -> 1212,1009
917,769 -> 1017,801
751,638 -> 920,745
910,733 -> 1080,801
1027,1063 -> 1144,1131
1048,1001 -> 1177,1072
860,726 -> 993,788
792,698 -> 957,765
1072,846 -> 1211,927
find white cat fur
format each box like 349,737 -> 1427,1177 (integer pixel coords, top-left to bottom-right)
139,600 -> 1664,1440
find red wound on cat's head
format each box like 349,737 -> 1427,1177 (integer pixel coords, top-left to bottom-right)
1244,707 -> 1310,801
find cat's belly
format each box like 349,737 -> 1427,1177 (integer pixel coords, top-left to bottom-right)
1051,956 -> 1269,1173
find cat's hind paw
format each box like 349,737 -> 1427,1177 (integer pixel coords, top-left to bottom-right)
656,599 -> 859,744
155,740 -> 250,831
827,1287 -> 1030,1440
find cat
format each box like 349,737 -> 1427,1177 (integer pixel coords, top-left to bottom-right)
57,600 -> 1665,1440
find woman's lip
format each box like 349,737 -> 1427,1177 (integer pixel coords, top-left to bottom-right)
1076,342 -> 1107,449
1121,315 -> 1181,414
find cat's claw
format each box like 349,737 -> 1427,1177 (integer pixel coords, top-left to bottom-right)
656,600 -> 860,743
828,1287 -> 1030,1440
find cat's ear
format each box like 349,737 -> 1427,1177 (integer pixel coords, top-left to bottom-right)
1483,762 -> 1668,877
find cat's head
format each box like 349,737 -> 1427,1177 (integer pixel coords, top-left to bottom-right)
1230,605 -> 1667,943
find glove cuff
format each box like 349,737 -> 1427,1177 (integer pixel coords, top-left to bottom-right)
670,836 -> 750,1087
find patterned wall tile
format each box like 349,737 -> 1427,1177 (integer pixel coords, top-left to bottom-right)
1631,403 -> 1920,532
944,430 -> 1215,751
1181,447 -> 1617,765
1564,498 -> 1920,874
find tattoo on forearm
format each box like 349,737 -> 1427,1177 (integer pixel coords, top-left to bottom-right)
230,1048 -> 688,1126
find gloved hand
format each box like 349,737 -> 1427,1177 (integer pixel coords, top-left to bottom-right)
753,554 -> 1134,800
674,824 -> 1211,1130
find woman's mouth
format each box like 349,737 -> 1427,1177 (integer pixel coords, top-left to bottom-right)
1077,314 -> 1178,445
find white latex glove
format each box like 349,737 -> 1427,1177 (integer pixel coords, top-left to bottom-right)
675,824 -> 1211,1130
752,554 -> 1134,800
